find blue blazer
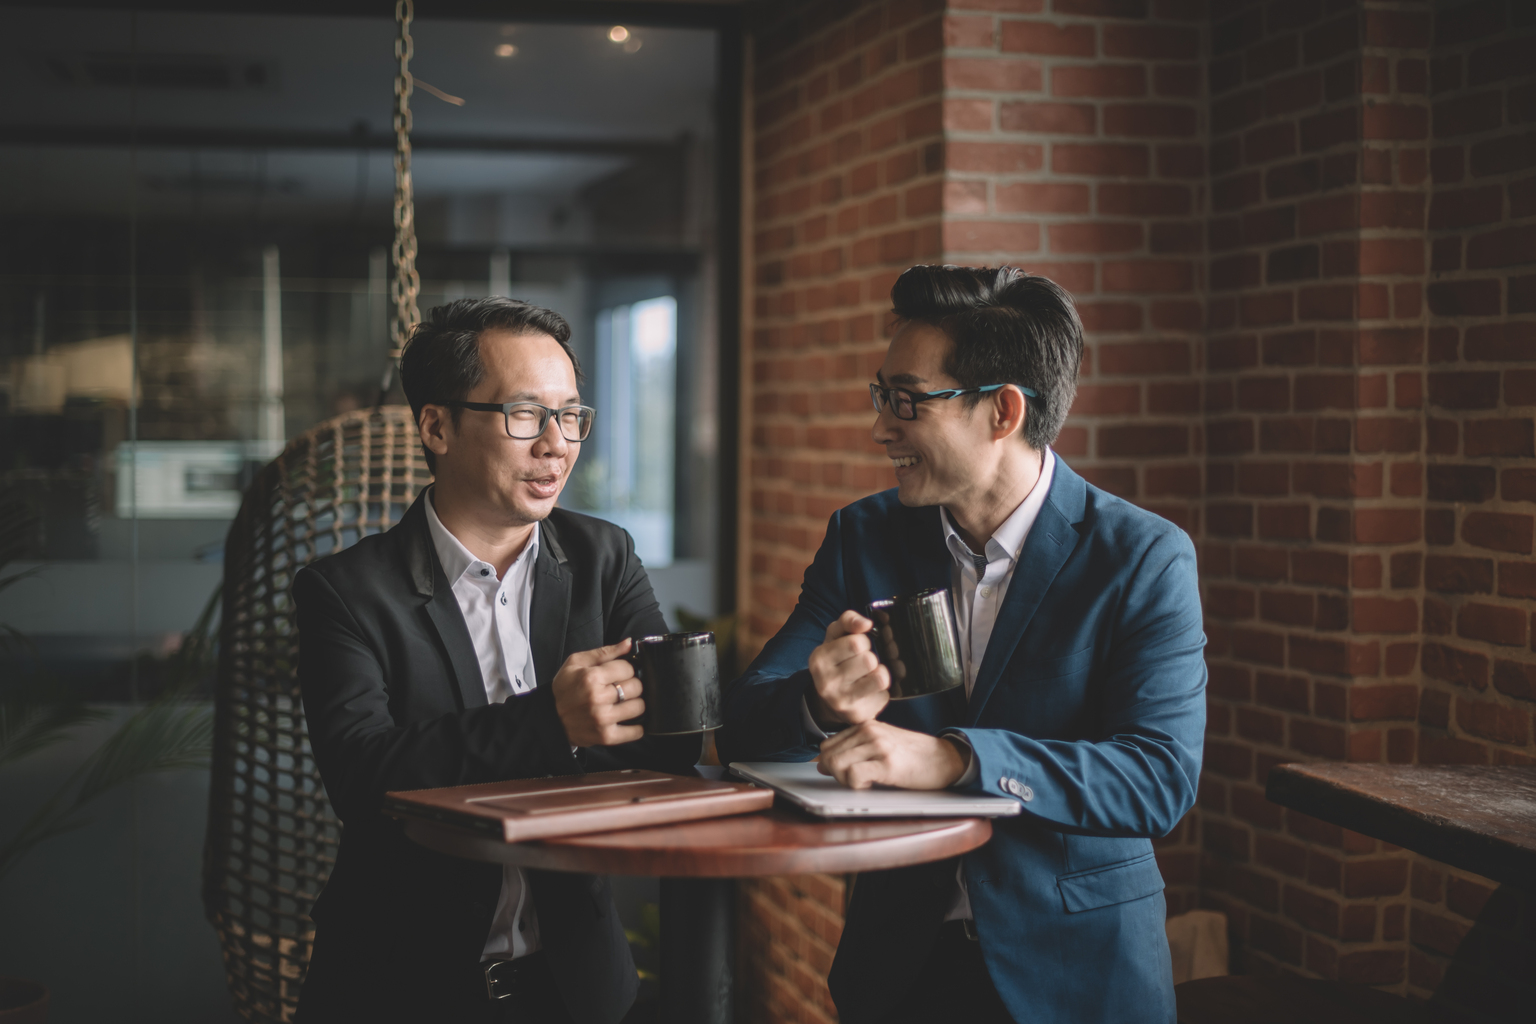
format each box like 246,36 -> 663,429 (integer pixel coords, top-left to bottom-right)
718,459 -> 1206,1024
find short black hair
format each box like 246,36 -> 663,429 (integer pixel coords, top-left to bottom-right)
889,265 -> 1082,451
399,297 -> 582,471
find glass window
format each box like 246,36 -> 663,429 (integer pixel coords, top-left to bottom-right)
0,7 -> 723,1017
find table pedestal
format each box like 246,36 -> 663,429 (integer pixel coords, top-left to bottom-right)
660,878 -> 735,1024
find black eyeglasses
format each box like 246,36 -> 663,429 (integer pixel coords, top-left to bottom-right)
869,383 -> 1038,421
438,400 -> 595,441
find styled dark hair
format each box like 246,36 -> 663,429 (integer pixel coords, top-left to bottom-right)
889,265 -> 1082,451
399,297 -> 582,471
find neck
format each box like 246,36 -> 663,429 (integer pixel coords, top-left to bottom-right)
430,479 -> 537,578
944,445 -> 1045,554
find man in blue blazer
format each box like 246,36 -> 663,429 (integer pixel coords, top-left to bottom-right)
719,265 -> 1206,1024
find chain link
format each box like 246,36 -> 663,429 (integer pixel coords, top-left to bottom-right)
386,0 -> 420,387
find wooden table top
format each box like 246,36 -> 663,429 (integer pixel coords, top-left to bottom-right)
1265,763 -> 1536,888
404,805 -> 993,878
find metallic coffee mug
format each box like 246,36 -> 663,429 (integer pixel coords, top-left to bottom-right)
866,587 -> 965,699
630,632 -> 722,735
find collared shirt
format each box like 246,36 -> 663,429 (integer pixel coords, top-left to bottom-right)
939,448 -> 1054,921
424,488 -> 542,960
801,450 -> 1057,921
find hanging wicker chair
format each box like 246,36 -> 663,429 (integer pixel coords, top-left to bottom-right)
201,407 -> 430,1023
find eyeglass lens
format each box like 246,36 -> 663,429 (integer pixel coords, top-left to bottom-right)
870,384 -> 915,420
504,404 -> 594,441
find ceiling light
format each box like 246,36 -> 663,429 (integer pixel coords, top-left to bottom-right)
494,43 -> 517,57
608,26 -> 629,43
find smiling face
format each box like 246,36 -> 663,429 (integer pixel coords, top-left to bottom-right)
429,328 -> 582,527
874,320 -> 1016,510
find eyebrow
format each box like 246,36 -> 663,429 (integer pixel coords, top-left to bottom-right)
885,372 -> 927,387
499,392 -> 584,405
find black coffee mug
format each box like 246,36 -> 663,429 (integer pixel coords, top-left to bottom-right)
629,632 -> 722,735
866,587 -> 965,699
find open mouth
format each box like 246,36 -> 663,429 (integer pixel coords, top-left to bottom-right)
890,455 -> 921,469
524,474 -> 562,498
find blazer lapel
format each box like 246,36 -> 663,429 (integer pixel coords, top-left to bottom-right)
402,492 -> 488,710
529,518 -> 572,688
965,460 -> 1087,724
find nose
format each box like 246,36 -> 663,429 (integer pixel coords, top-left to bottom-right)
531,412 -> 570,457
871,403 -> 900,446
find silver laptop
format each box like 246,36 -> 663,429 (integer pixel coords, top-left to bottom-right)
728,760 -> 1022,819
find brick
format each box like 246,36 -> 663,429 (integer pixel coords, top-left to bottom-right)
999,102 -> 1095,134
1425,555 -> 1494,594
947,141 -> 1044,173
1049,222 -> 1142,253
1427,280 -> 1502,317
1493,659 -> 1536,702
1465,323 -> 1536,362
1053,64 -> 1147,98
1345,858 -> 1408,898
1052,143 -> 1149,177
1354,597 -> 1418,634
1350,684 -> 1418,721
1103,103 -> 1197,138
1457,602 -> 1527,647
1427,372 -> 1500,410
1421,643 -> 1490,690
1000,21 -> 1095,57
1463,512 -> 1535,555
943,220 -> 1041,252
994,182 -> 1089,213
1467,227 -> 1536,270
1456,696 -> 1531,744
946,57 -> 1045,93
1465,419 -> 1535,458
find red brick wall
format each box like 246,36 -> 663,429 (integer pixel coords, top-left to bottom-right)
1408,1 -> 1536,1015
736,0 -> 1536,1020
1196,0 -> 1435,985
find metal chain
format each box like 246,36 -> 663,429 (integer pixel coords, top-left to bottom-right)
381,0 -> 420,401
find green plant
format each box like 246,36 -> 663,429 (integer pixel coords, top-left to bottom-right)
624,901 -> 662,982
0,495 -> 217,885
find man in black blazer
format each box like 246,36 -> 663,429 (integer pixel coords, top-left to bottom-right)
294,297 -> 696,1023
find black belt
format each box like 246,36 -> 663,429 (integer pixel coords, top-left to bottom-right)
480,952 -> 549,1001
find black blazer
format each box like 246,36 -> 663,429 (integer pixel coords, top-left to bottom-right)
292,492 -> 697,1024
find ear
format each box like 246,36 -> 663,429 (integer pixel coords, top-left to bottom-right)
991,385 -> 1028,442
417,404 -> 452,460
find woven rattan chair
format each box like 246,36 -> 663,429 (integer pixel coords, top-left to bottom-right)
201,407 -> 430,1023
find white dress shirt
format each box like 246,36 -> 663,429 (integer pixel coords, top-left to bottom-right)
800,449 -> 1057,922
424,488 -> 543,961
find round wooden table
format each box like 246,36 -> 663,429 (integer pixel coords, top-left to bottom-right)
404,800 -> 992,1024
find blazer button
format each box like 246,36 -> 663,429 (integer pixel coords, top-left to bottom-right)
998,776 -> 1011,793
1018,785 -> 1034,802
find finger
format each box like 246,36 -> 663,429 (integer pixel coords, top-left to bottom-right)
599,723 -> 645,746
823,608 -> 874,643
597,697 -> 645,725
846,759 -> 883,791
566,637 -> 634,668
582,659 -> 640,691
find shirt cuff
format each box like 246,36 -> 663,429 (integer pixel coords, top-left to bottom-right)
800,695 -> 835,741
943,732 -> 979,788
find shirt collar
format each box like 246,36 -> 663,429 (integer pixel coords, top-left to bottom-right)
424,485 -> 540,585
941,448 -> 1056,569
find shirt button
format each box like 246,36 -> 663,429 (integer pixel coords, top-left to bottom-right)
479,568 -> 490,577
500,594 -> 507,606
980,586 -> 992,598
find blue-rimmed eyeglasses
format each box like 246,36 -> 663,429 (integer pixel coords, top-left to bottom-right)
438,400 -> 596,441
869,382 -> 1038,421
